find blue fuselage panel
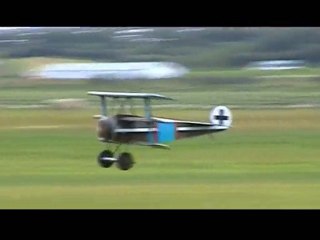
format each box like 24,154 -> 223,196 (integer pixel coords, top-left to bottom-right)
157,122 -> 175,143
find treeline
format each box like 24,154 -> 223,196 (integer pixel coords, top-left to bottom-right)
1,27 -> 320,69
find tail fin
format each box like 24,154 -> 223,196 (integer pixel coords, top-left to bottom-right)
209,106 -> 232,128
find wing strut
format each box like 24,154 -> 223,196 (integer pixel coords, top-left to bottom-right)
144,97 -> 154,144
100,96 -> 107,116
144,98 -> 151,120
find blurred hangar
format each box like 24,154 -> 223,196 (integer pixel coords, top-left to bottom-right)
24,62 -> 189,80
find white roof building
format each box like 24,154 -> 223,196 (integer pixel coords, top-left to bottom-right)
26,62 -> 189,80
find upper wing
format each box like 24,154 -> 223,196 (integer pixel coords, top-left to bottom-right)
88,91 -> 173,100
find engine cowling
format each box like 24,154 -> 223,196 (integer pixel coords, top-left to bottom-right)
97,116 -> 117,141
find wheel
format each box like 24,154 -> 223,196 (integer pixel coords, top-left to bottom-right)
97,150 -> 114,168
116,152 -> 134,171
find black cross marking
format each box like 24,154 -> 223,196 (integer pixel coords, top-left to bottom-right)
214,109 -> 229,125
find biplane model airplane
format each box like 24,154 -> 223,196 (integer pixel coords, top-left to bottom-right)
88,91 -> 232,171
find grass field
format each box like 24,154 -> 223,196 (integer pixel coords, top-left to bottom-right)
1,57 -> 320,208
2,57 -> 320,107
1,108 -> 320,209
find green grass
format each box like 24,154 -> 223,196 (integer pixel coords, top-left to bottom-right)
2,80 -> 320,107
0,57 -> 92,77
1,57 -> 320,208
2,57 -> 320,107
188,67 -> 320,79
1,108 -> 320,208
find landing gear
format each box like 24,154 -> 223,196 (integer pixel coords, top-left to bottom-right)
97,150 -> 114,168
97,145 -> 135,170
116,152 -> 134,171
